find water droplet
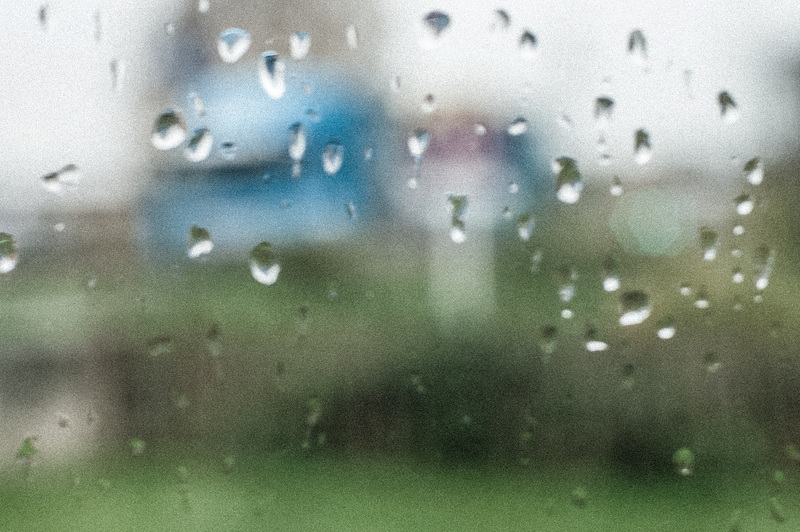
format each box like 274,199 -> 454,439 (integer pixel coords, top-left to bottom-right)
507,117 -> 529,136
680,284 -> 691,296
217,28 -> 250,63
732,268 -> 744,284
220,141 -> 238,160
289,122 -> 307,165
734,194 -> 753,216
519,31 -> 538,59
539,325 -> 558,357
594,97 -> 614,128
754,245 -> 774,291
57,412 -> 70,428
422,11 -> 451,41
627,29 -> 647,64
704,352 -> 721,373
408,128 -> 430,158
517,214 -> 535,241
41,164 -> 81,194
346,202 -> 357,220
164,22 -> 176,36
187,226 -> 213,258
619,291 -> 651,326
250,242 -> 280,285
184,128 -> 213,162
188,92 -> 205,117
732,248 -> 742,258
474,123 -> 487,136
634,129 -> 652,165
657,317 -> 676,339
672,447 -> 694,476
552,157 -> 583,204
508,182 -> 519,194
147,336 -> 173,358
743,157 -> 764,185
718,91 -> 739,123
290,31 -> 311,60
390,76 -> 401,92
447,194 -> 468,243
733,224 -> 745,236
363,147 -> 374,160
223,455 -> 235,473
110,59 -> 124,90
322,140 -> 344,175
54,223 -> 65,232
602,256 -> 620,292
556,266 -> 577,303
769,497 -> 786,523
561,309 -> 574,319
694,286 -> 710,309
621,363 -> 635,389
128,438 -> 146,457
585,326 -> 608,352
699,227 -> 718,261
491,9 -> 511,32
258,52 -> 286,99
38,4 -> 48,31
151,109 -> 187,150
571,486 -> 588,507
609,176 -> 623,196
421,93 -> 436,113
198,0 -> 210,13
530,249 -> 543,273
346,25 -> 358,49
558,113 -> 573,130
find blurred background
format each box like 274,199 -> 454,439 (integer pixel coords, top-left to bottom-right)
3,0 -> 800,528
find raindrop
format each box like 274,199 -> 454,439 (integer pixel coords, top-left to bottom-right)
556,266 -> 577,303
421,94 -> 436,113
290,31 -> 311,60
147,336 -> 173,358
619,291 -> 651,326
422,11 -> 451,41
571,486 -> 588,508
346,202 -> 357,220
507,117 -> 529,136
743,157 -> 764,185
718,91 -> 739,123
657,317 -> 676,339
110,59 -> 124,90
627,29 -> 647,64
585,326 -> 608,352
184,128 -> 213,162
128,438 -> 145,457
250,242 -> 280,285
530,249 -> 543,273
680,284 -> 691,296
694,286 -> 710,309
491,9 -> 511,32
732,268 -> 744,284
391,76 -> 401,92
151,109 -> 187,151
218,28 -> 251,63
223,455 -> 235,473
38,4 -> 48,31
220,141 -> 238,160
188,92 -> 205,117
768,497 -> 786,523
519,31 -> 538,59
198,0 -> 210,13
187,226 -> 213,258
734,194 -> 753,215
672,447 -> 694,476
57,413 -> 70,428
704,352 -> 721,373
609,176 -> 623,196
258,52 -> 286,99
41,164 -> 81,194
552,157 -> 583,204
346,25 -> 358,49
289,122 -> 306,176
408,128 -> 430,158
732,225 -> 745,236
594,97 -> 614,128
164,22 -> 176,36
621,363 -> 635,389
508,182 -> 519,194
322,140 -> 344,175
561,309 -> 574,319
699,227 -> 718,261
602,256 -> 620,292
517,213 -> 535,241
753,245 -> 774,291
363,147 -> 374,160
474,123 -> 487,136
447,194 -> 468,243
539,325 -> 558,357
633,129 -> 652,165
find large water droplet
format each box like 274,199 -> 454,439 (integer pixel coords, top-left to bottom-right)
694,286 -> 710,309
491,9 -> 511,32
718,91 -> 739,123
187,226 -> 213,258
619,291 -> 651,326
585,326 -> 608,352
423,11 -> 451,39
322,140 -> 344,175
447,194 -> 468,243
734,194 -> 753,215
218,28 -> 251,63
743,157 -> 764,185
0,233 -> 19,273
258,52 -> 286,99
250,242 -> 280,285
594,97 -> 614,128
627,29 -> 647,64
754,245 -> 774,291
519,31 -> 538,59
634,129 -> 652,165
151,109 -> 187,150
290,31 -> 311,60
42,164 -> 81,194
507,117 -> 529,136
184,128 -> 213,162
699,227 -> 718,261
657,317 -> 676,339
516,214 -> 535,241
552,157 -> 583,204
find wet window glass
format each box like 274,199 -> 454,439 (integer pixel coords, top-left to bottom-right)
3,0 -> 800,529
